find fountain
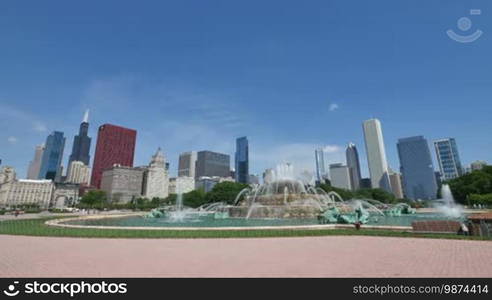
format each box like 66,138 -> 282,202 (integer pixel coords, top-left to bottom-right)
136,164 -> 457,227
228,164 -> 337,219
433,184 -> 464,218
146,193 -> 211,221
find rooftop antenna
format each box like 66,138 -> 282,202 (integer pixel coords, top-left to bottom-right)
82,109 -> 89,123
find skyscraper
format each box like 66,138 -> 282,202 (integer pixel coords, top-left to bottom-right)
27,144 -> 45,179
90,124 -> 137,188
143,148 -> 169,199
178,151 -> 197,177
235,137 -> 249,183
314,148 -> 326,184
329,163 -> 352,190
38,131 -> 66,181
397,136 -> 438,200
434,138 -> 463,181
68,109 -> 92,167
346,143 -> 362,190
388,170 -> 404,199
195,151 -> 230,178
66,160 -> 91,185
362,119 -> 392,192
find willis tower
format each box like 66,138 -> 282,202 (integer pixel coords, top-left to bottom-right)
69,110 -> 92,166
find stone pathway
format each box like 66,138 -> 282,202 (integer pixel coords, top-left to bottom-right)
1,235 -> 491,277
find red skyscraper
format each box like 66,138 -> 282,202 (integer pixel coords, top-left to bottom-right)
90,124 -> 137,188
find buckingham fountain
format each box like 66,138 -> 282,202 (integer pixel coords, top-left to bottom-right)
145,163 -> 421,226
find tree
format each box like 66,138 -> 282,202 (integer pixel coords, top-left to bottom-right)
447,166 -> 492,204
204,182 -> 250,204
183,189 -> 207,208
318,183 -> 354,200
79,190 -> 107,207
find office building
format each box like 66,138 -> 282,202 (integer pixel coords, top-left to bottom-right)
329,163 -> 352,190
388,170 -> 404,199
38,131 -> 66,181
178,151 -> 197,178
249,174 -> 260,185
434,138 -> 463,181
363,119 -> 392,192
66,161 -> 91,185
91,124 -> 137,188
346,143 -> 362,190
195,151 -> 230,178
100,165 -> 145,203
68,110 -> 92,168
142,148 -> 169,199
168,176 -> 195,194
27,144 -> 45,179
360,178 -> 372,189
397,136 -> 438,200
195,176 -> 234,193
235,137 -> 249,183
471,160 -> 487,171
0,166 -> 54,209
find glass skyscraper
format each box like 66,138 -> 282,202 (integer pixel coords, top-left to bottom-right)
38,131 -> 66,181
195,151 -> 230,178
235,137 -> 249,183
68,110 -> 91,166
346,143 -> 362,190
397,136 -> 438,200
434,138 -> 463,181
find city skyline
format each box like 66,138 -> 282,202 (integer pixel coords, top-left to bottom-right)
1,1 -> 491,178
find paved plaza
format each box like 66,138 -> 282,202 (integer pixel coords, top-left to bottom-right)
1,235 -> 491,277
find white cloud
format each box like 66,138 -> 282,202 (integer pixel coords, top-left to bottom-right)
0,103 -> 48,133
7,136 -> 18,144
33,122 -> 48,132
329,103 -> 339,112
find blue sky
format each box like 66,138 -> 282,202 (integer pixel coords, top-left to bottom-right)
1,0 -> 491,179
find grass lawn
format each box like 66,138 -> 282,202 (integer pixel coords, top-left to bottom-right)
0,217 -> 491,240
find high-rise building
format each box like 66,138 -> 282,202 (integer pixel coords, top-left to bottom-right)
360,178 -> 372,189
346,143 -> 362,191
434,138 -> 463,181
195,151 -> 230,178
249,174 -> 260,185
397,136 -> 438,200
100,165 -> 144,203
90,124 -> 137,188
68,110 -> 92,167
142,148 -> 169,199
38,131 -> 66,181
315,148 -> 327,184
470,160 -> 487,171
178,151 -> 197,178
27,144 -> 45,179
329,163 -> 352,190
66,161 -> 91,185
168,176 -> 195,194
235,137 -> 249,183
362,119 -> 392,193
388,170 -> 404,199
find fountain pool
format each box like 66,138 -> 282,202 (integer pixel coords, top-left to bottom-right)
64,212 -> 463,228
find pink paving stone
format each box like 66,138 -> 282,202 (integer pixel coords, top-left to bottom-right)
0,235 -> 491,277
